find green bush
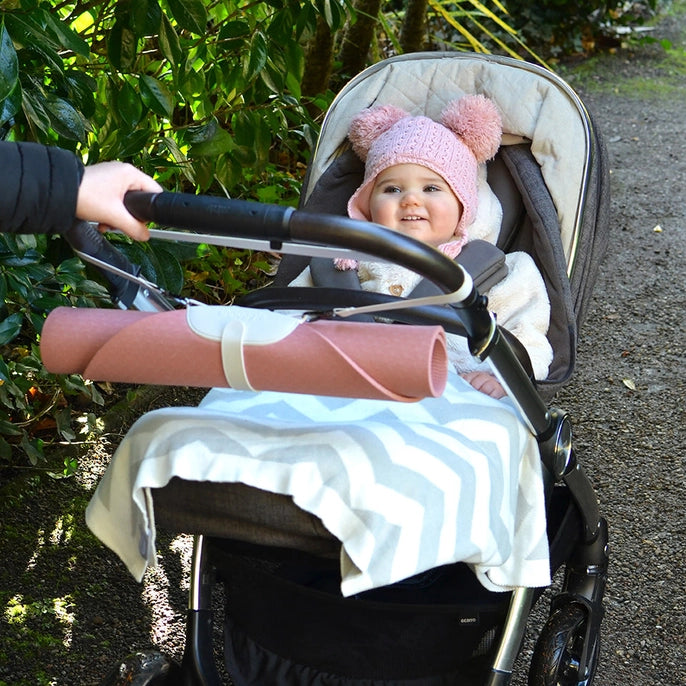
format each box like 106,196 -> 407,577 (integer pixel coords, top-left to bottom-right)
0,0 -> 332,468
0,1 -> 332,194
0,233 -> 109,466
503,0 -> 662,58
0,0 -> 661,468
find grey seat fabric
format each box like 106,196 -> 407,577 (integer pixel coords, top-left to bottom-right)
152,478 -> 340,555
271,147 -> 363,288
498,144 -> 576,395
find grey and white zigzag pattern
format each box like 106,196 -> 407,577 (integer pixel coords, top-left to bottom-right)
87,376 -> 551,595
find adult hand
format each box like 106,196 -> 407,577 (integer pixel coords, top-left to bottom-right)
76,161 -> 163,241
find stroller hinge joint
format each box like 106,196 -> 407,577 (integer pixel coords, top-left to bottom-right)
538,407 -> 573,480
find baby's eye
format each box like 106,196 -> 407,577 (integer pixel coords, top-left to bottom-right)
424,184 -> 442,192
382,185 -> 402,193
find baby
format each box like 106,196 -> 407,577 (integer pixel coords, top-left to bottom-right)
293,96 -> 553,398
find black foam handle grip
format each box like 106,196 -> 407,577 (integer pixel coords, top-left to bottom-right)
124,191 -> 293,241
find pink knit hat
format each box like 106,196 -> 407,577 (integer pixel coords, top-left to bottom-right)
346,95 -> 502,254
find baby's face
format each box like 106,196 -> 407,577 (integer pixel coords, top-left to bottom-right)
368,163 -> 462,247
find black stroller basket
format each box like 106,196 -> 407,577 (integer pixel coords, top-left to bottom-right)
68,188 -> 608,686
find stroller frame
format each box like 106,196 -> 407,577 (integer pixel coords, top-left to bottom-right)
84,52 -> 611,686
92,203 -> 608,685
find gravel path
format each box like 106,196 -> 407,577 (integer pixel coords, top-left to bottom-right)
543,17 -> 686,684
1,9 -> 685,685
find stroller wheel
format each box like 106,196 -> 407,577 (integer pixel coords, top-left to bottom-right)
99,649 -> 180,685
528,603 -> 599,686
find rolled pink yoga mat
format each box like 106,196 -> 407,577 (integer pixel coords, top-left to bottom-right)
41,307 -> 448,402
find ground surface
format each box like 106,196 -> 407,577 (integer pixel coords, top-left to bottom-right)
1,6 -> 685,685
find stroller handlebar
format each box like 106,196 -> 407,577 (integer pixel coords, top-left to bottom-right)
62,190 -> 551,437
123,191 -> 468,297
121,191 -> 552,434
125,190 -> 293,243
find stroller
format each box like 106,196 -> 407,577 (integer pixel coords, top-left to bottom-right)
59,52 -> 610,686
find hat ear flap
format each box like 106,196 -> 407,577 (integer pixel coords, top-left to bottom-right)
348,105 -> 409,161
441,95 -> 502,164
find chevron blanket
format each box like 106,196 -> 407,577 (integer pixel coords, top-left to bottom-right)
86,374 -> 551,595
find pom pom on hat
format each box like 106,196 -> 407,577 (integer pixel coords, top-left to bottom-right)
441,95 -> 502,164
348,105 -> 408,161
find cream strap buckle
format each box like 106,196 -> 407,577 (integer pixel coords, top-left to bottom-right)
186,305 -> 300,390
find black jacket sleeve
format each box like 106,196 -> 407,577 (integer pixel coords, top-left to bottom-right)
0,141 -> 85,234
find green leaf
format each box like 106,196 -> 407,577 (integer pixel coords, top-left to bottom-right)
64,74 -> 96,119
166,0 -> 207,35
0,357 -> 10,382
116,80 -> 143,128
27,310 -> 46,334
23,262 -> 54,283
4,13 -> 64,75
318,0 -> 347,31
74,279 -> 110,299
218,20 -> 251,40
21,434 -> 44,465
147,244 -> 184,293
56,256 -> 86,279
0,79 -> 21,129
5,271 -> 33,298
55,407 -> 76,441
150,235 -> 197,262
242,31 -> 267,82
178,66 -> 207,102
130,0 -> 162,37
7,233 -> 38,254
0,435 -> 12,459
186,121 -> 216,147
45,94 -> 86,141
158,12 -> 183,71
113,127 -> 152,158
139,74 -> 174,118
117,242 -> 158,283
213,153 -> 242,190
190,126 -> 234,157
283,40 -> 305,88
21,88 -> 52,135
295,2 -> 319,37
233,110 -> 271,167
0,420 -> 22,438
0,21 -> 19,102
43,11 -> 90,57
30,294 -> 70,312
107,20 -> 138,71
0,313 -> 23,345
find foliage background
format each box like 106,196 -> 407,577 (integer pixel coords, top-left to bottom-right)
0,0 -> 664,468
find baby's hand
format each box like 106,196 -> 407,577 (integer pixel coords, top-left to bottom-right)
76,161 -> 163,240
461,371 -> 506,399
